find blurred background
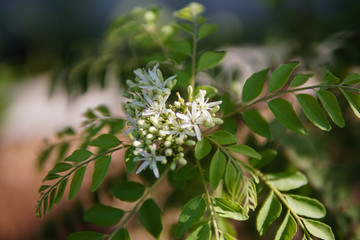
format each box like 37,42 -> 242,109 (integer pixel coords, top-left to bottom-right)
0,0 -> 359,239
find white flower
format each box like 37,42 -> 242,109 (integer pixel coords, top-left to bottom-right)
142,92 -> 169,117
135,145 -> 166,178
177,102 -> 208,141
195,90 -> 222,119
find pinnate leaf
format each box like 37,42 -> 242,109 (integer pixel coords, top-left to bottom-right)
197,50 -> 226,71
227,144 -> 261,159
49,162 -> 73,174
195,138 -> 212,159
198,23 -> 217,39
268,98 -> 307,135
210,130 -> 237,145
111,181 -> 145,202
322,70 -> 340,85
65,149 -> 93,163
69,166 -> 86,200
209,150 -> 226,189
112,228 -> 130,240
91,155 -> 111,192
317,90 -> 345,127
275,212 -> 297,240
125,147 -> 137,173
55,178 -> 68,204
267,172 -> 308,191
303,219 -> 335,240
174,164 -> 197,181
242,109 -> 273,139
225,161 -> 240,195
67,231 -> 106,240
83,204 -> 124,227
139,199 -> 163,239
268,62 -> 299,93
285,194 -> 326,219
341,90 -> 360,118
256,191 -> 282,236
89,134 -> 121,149
242,68 -> 269,102
213,198 -> 248,221
176,195 -> 207,238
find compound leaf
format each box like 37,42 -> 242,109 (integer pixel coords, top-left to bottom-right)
210,130 -> 237,145
275,211 -> 297,240
55,177 -> 68,204
197,50 -> 226,71
289,74 -> 313,88
65,149 -> 93,163
89,134 -> 121,149
67,231 -> 106,240
213,198 -> 248,221
242,109 -> 273,139
267,172 -> 308,191
83,204 -> 124,227
341,90 -> 360,118
195,138 -> 212,160
186,223 -> 211,240
342,72 -> 360,85
111,181 -> 145,202
227,144 -> 261,159
303,219 -> 335,240
285,194 -> 326,219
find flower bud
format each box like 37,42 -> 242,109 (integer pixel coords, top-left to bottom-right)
133,140 -> 142,147
165,148 -> 173,156
210,105 -> 220,113
149,126 -> 157,133
178,157 -> 187,165
212,118 -> 224,125
175,137 -> 184,145
146,133 -> 154,139
174,101 -> 181,108
185,140 -> 196,146
170,162 -> 177,171
164,141 -> 172,147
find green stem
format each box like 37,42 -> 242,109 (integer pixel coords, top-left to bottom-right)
256,170 -> 312,239
190,18 -> 198,91
224,84 -> 360,118
37,145 -> 130,215
194,156 -> 220,240
108,166 -> 170,239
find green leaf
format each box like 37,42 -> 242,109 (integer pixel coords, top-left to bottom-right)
303,219 -> 335,240
65,149 -> 93,163
223,232 -> 237,240
83,109 -> 97,119
250,149 -> 277,169
56,142 -> 70,162
174,164 -> 198,181
105,119 -> 126,134
223,117 -> 237,134
209,150 -> 226,189
317,90 -> 345,127
322,70 -> 340,85
38,185 -> 51,192
242,109 -> 273,139
175,23 -> 193,33
268,98 -> 307,135
342,72 -> 360,85
213,198 -> 249,221
289,74 -> 313,88
268,62 -> 299,93
91,155 -> 111,192
55,178 -> 68,204
195,138 -> 212,159
125,147 -> 137,173
275,212 -> 297,240
296,93 -> 331,131
174,69 -> 190,87
198,23 -> 218,40
285,194 -> 326,219
176,195 -> 207,238
68,166 -> 86,200
225,162 -> 240,195
49,162 -> 73,174
242,68 -> 269,102
89,134 -> 121,149
48,188 -> 57,212
227,144 -> 261,159
341,90 -> 360,118
95,105 -> 110,116
186,223 -> 211,240
220,93 -> 234,115
67,231 -> 106,240
267,172 -> 308,191
43,173 -> 61,181
256,191 -> 282,236
197,51 -> 226,71
83,203 -> 124,227
111,181 -> 145,202
169,40 -> 191,55
194,85 -> 218,98
112,228 -> 130,240
139,199 -> 163,239
210,130 -> 237,145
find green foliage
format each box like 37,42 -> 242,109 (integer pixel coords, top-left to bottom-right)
34,2 -> 360,240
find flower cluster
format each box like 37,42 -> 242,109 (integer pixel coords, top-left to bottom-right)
124,64 -> 222,178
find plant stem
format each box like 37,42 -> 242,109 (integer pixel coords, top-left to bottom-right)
108,166 -> 170,239
224,84 -> 360,118
194,156 -> 220,240
190,17 -> 198,91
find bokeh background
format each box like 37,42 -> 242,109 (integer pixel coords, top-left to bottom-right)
0,0 -> 359,239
